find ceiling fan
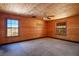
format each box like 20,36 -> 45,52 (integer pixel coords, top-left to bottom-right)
43,15 -> 54,20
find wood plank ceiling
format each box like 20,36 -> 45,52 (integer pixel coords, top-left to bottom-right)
0,3 -> 79,20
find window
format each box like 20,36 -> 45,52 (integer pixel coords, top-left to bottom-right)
56,22 -> 67,36
7,19 -> 19,36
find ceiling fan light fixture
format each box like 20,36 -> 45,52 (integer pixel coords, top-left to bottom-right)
43,15 -> 54,20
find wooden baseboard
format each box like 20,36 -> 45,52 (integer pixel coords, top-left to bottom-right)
1,36 -> 79,45
49,37 -> 79,43
0,36 -> 47,45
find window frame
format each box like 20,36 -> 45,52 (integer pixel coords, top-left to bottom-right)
56,22 -> 67,36
6,18 -> 20,37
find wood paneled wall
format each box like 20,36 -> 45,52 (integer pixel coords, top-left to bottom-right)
0,13 -> 47,44
0,12 -> 79,44
47,15 -> 79,42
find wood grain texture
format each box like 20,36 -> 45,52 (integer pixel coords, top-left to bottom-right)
47,15 -> 79,42
0,13 -> 46,44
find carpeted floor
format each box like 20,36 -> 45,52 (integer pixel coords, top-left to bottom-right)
0,38 -> 79,56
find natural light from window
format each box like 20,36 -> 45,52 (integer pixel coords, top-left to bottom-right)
7,19 -> 19,36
